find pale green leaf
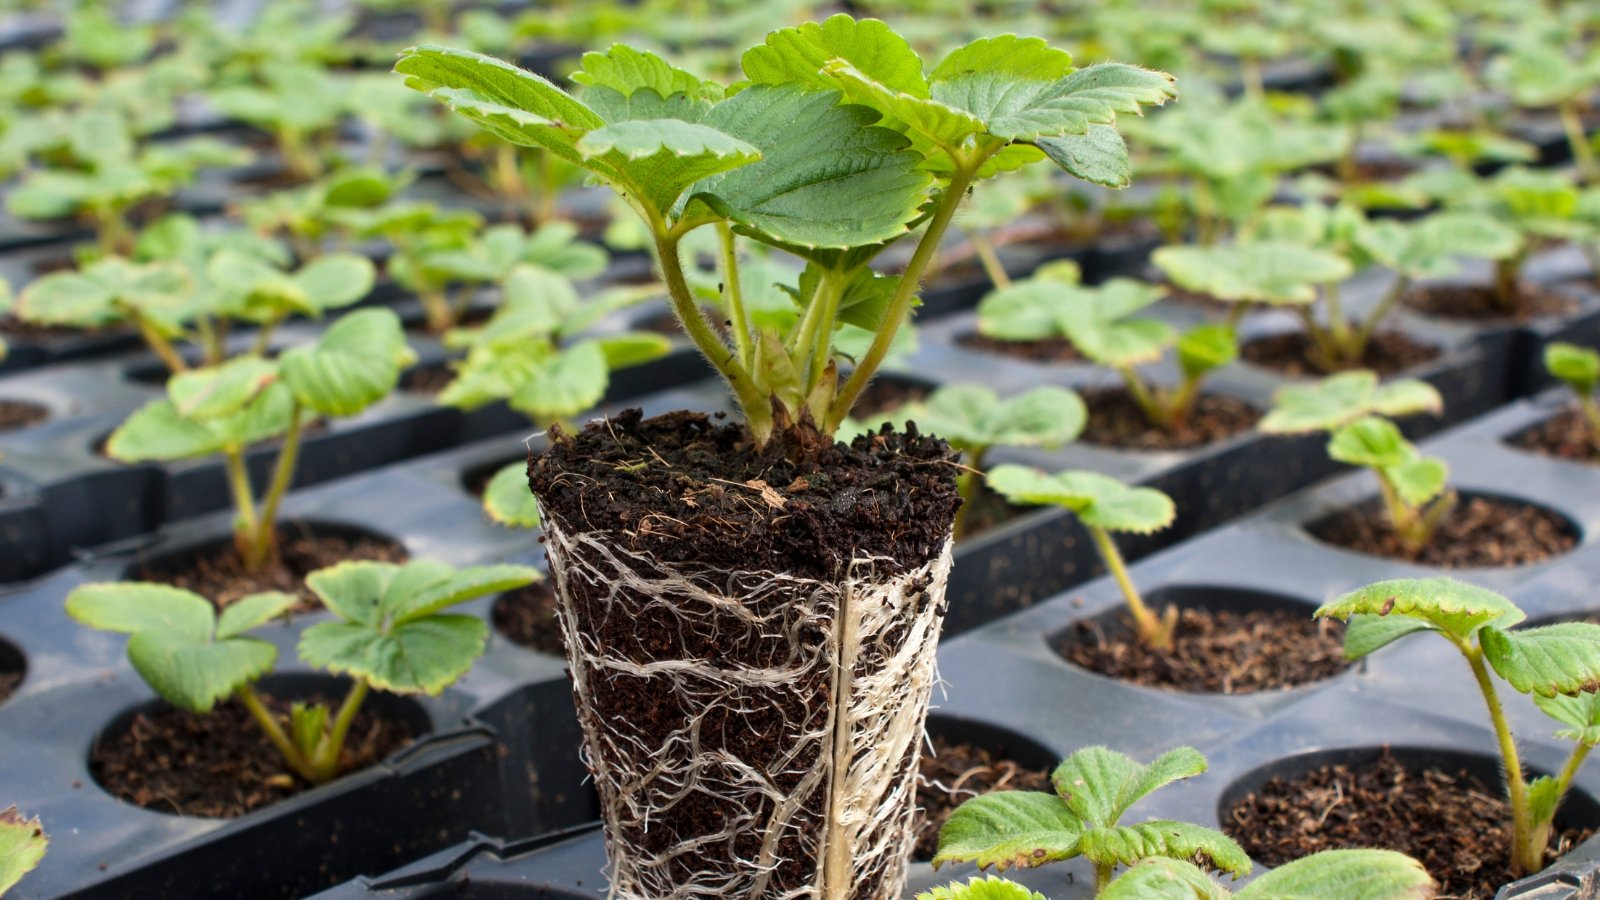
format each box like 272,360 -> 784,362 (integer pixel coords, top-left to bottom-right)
127,630 -> 276,713
1529,775 -> 1565,829
1077,821 -> 1250,878
1535,690 -> 1600,746
1316,578 -> 1524,642
1153,243 -> 1352,306
1099,858 -> 1228,900
1370,380 -> 1444,419
483,461 -> 543,528
916,875 -> 1048,900
509,339 -> 609,421
107,399 -> 226,461
66,582 -> 214,641
1342,614 -> 1436,660
987,466 -> 1175,534
306,561 -> 399,627
1176,325 -> 1238,379
742,15 -> 928,96
572,45 -> 720,101
576,118 -> 761,216
1482,623 -> 1600,698
1260,372 -> 1438,435
1384,455 -> 1449,508
932,791 -> 1084,871
596,333 -> 673,369
0,808 -> 48,897
279,309 -> 415,417
215,591 -> 297,639
1234,849 -> 1433,899
1547,343 -> 1600,395
167,357 -> 278,420
388,564 -> 539,625
292,253 -> 376,312
1328,418 -> 1413,469
1051,745 -> 1141,826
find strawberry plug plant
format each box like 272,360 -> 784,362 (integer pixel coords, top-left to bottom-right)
208,63 -> 349,182
1546,342 -> 1600,453
397,18 -> 1175,449
66,560 -> 536,784
437,265 -> 673,528
0,807 -> 48,897
929,743 -> 1431,897
1317,577 -> 1600,878
987,465 -> 1176,649
843,384 -> 1086,539
104,309 -> 414,572
1259,371 -> 1448,555
976,262 -> 1237,430
1485,33 -> 1600,184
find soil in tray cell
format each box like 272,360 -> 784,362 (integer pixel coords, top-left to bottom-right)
1309,495 -> 1577,568
1404,282 -> 1579,322
1228,750 -> 1594,900
1240,330 -> 1442,379
1079,387 -> 1261,452
0,398 -> 48,432
911,736 -> 1053,862
1059,607 -> 1347,694
954,331 -> 1083,365
399,361 -> 456,395
92,691 -> 417,818
1509,406 -> 1600,465
492,581 -> 564,656
137,526 -> 409,611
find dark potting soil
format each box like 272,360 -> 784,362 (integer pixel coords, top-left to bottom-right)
529,410 -> 961,896
1240,330 -> 1442,378
91,692 -> 416,818
1228,750 -> 1593,899
400,361 -> 456,395
1309,495 -> 1576,568
0,398 -> 48,432
0,313 -> 125,341
531,409 -> 962,581
1403,282 -> 1579,322
911,737 -> 1052,862
402,305 -> 494,337
1079,387 -> 1261,451
1058,608 -> 1347,694
955,331 -> 1083,364
491,580 -> 565,656
0,670 -> 20,706
139,528 -> 409,611
1509,406 -> 1600,465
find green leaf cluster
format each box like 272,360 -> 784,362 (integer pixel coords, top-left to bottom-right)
1545,343 -> 1600,453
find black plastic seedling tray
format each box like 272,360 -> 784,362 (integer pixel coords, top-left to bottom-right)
303,389 -> 1600,899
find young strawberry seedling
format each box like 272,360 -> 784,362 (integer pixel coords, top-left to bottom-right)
844,383 -> 1086,539
104,308 -> 414,572
66,559 -> 536,785
1153,238 -> 1353,342
208,63 -> 349,182
976,262 -> 1237,431
436,264 -> 672,528
1546,342 -> 1600,454
1486,33 -> 1600,184
987,465 -> 1176,649
1318,577 -> 1600,877
1260,371 -> 1449,555
930,742 -> 1432,897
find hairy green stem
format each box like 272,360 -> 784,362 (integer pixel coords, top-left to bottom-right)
1374,469 -> 1429,554
655,231 -> 770,442
1089,524 -> 1173,651
224,447 -> 260,561
716,221 -> 753,370
245,405 -> 304,572
829,161 -> 982,432
237,683 -> 318,783
1324,283 -> 1355,363
1353,276 -> 1409,359
1117,366 -> 1170,429
310,680 -> 369,783
1461,643 -> 1537,875
1560,100 -> 1597,185
969,229 -> 1012,289
196,316 -> 222,366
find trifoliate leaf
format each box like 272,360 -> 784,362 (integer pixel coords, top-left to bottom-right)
509,339 -> 609,421
1482,623 -> 1600,698
987,466 -> 1175,534
279,308 -> 415,417
483,461 -> 542,528
1052,745 -> 1207,827
1233,849 -> 1433,899
298,615 -> 488,696
1054,278 -> 1173,368
306,561 -> 396,627
1036,124 -> 1131,188
107,384 -> 294,461
1316,578 -> 1524,643
932,791 -> 1085,871
1077,821 -> 1250,878
1328,417 -> 1414,469
215,592 -> 297,640
0,807 -> 48,897
1535,690 -> 1600,746
1153,242 -> 1352,306
910,384 -> 1085,453
16,257 -> 192,330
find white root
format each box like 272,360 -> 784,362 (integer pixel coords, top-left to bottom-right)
541,509 -> 953,900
